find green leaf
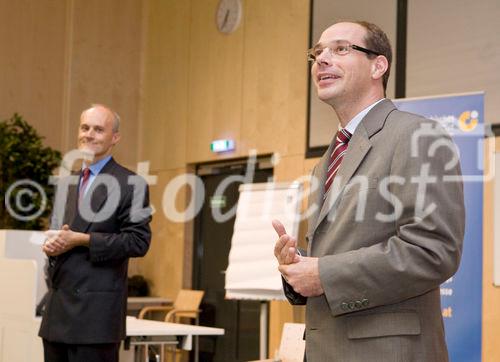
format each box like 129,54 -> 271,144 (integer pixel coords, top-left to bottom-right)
0,114 -> 62,230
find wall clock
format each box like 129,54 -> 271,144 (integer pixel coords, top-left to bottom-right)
216,0 -> 242,34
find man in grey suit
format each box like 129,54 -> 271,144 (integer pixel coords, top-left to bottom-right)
273,21 -> 464,361
39,105 -> 152,362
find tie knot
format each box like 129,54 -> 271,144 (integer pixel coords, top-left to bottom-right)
337,128 -> 352,144
82,167 -> 91,178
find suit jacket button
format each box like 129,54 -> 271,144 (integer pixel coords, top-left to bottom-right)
74,288 -> 80,295
348,302 -> 355,310
361,298 -> 369,307
355,301 -> 362,309
341,302 -> 348,311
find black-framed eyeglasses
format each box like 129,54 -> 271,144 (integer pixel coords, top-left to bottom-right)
307,40 -> 381,62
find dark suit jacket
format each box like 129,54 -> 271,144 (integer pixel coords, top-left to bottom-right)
283,100 -> 465,361
39,157 -> 152,344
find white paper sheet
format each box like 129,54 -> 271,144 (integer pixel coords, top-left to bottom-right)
225,182 -> 302,300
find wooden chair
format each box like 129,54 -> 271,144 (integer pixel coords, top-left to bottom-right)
138,289 -> 205,362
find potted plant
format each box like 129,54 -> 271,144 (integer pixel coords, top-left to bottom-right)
0,113 -> 61,230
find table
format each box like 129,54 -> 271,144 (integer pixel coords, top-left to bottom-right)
122,316 -> 224,362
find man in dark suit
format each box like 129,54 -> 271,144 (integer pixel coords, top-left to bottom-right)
273,21 -> 464,361
39,104 -> 152,362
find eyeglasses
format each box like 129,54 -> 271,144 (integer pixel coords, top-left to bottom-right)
307,40 -> 381,62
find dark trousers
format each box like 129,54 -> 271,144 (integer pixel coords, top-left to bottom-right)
43,339 -> 119,362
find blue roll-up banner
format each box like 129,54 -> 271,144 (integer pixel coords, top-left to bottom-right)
394,92 -> 484,362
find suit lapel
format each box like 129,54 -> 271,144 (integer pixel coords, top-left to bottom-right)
313,99 -> 397,232
72,158 -> 119,232
56,171 -> 80,228
65,183 -> 79,226
84,158 -> 118,232
307,140 -> 334,232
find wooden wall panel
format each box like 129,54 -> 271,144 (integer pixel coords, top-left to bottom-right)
269,301 -> 301,356
303,157 -> 318,175
0,0 -> 67,151
141,0 -> 190,171
407,0 -> 500,126
186,0 -> 244,163
133,168 -> 188,299
482,137 -> 500,362
240,0 -> 309,158
65,0 -> 144,168
273,155 -> 304,182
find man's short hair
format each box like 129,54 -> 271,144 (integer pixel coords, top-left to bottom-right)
110,110 -> 120,133
354,21 -> 392,93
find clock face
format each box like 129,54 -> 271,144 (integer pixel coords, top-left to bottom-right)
216,0 -> 242,34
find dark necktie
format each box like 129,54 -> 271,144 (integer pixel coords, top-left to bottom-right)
324,128 -> 352,197
79,167 -> 91,201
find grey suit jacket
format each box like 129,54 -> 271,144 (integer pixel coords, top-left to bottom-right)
284,100 -> 465,362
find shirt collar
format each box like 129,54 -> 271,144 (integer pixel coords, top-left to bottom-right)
83,155 -> 112,176
343,98 -> 385,135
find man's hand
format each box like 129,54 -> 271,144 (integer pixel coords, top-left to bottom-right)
272,219 -> 300,265
272,219 -> 324,297
42,234 -> 65,257
279,256 -> 324,297
42,225 -> 90,256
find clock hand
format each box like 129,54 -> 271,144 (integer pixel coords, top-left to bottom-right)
222,9 -> 229,28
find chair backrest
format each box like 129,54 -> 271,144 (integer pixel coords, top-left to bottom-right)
278,323 -> 305,362
171,289 -> 205,320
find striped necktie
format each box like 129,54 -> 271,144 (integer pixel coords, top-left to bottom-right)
79,167 -> 91,201
324,128 -> 352,197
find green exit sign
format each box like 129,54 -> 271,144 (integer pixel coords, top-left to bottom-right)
210,139 -> 235,153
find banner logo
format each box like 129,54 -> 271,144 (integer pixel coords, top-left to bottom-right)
458,110 -> 479,132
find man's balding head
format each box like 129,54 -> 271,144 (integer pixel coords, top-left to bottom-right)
78,105 -> 121,163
